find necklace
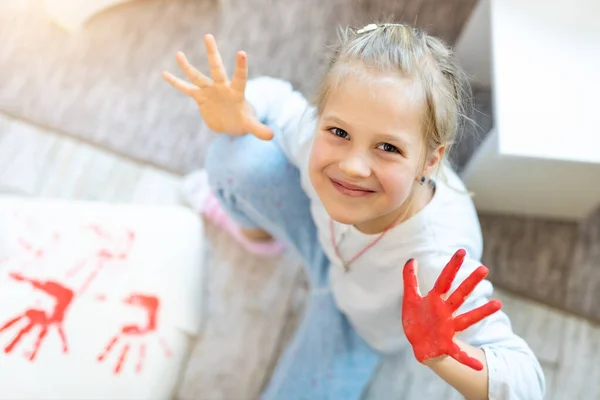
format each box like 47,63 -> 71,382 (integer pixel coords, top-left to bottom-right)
329,212 -> 403,272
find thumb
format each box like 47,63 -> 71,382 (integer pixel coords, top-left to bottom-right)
245,118 -> 274,141
403,258 -> 422,300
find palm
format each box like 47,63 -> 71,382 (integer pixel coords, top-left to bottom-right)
162,34 -> 272,140
194,86 -> 248,135
401,249 -> 502,371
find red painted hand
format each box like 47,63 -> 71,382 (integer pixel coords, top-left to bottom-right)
401,249 -> 502,371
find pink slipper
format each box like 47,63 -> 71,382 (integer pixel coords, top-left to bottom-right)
182,170 -> 286,257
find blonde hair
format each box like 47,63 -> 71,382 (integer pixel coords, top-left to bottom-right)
312,22 -> 474,172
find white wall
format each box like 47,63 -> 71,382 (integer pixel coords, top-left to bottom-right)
491,0 -> 600,164
454,0 -> 492,87
462,129 -> 600,221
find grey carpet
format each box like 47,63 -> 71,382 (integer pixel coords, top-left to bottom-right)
2,0 -> 600,321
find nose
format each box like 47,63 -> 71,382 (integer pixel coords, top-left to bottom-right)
338,153 -> 371,179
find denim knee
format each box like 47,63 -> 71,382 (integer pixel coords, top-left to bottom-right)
205,134 -> 292,200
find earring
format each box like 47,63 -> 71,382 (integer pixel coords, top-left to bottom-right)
419,176 -> 426,185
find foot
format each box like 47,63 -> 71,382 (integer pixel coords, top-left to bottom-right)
240,227 -> 275,241
182,170 -> 286,257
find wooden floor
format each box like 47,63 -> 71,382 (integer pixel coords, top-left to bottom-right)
1,112 -> 599,399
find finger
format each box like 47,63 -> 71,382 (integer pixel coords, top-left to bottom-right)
162,71 -> 197,96
175,51 -> 211,88
230,51 -> 248,93
448,342 -> 484,371
245,118 -> 274,141
446,265 -> 489,312
402,258 -> 421,300
431,249 -> 466,296
453,299 -> 502,332
204,34 -> 228,84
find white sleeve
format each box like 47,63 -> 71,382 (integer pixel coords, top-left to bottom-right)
244,76 -> 316,167
418,253 -> 546,400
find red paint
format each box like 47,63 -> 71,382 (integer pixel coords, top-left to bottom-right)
401,249 -> 502,371
66,226 -> 135,294
4,233 -> 60,269
17,237 -> 45,258
1,221 -> 173,371
0,273 -> 74,361
97,293 -> 171,374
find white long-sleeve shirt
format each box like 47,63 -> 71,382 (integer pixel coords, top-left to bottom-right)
246,76 -> 546,399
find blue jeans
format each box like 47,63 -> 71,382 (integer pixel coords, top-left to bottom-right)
205,133 -> 381,400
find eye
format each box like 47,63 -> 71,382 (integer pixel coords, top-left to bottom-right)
378,143 -> 401,154
329,127 -> 349,139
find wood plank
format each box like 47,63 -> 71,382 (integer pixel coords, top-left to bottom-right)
566,206 -> 600,321
0,115 -> 183,205
364,349 -> 464,400
99,161 -> 144,203
43,142 -> 142,203
552,316 -> 600,399
37,139 -> 96,198
130,167 -> 184,206
494,290 -> 566,365
71,149 -> 120,201
0,121 -> 59,194
0,116 -> 153,204
176,224 -> 303,400
0,118 -> 35,179
0,113 -> 11,138
480,213 -> 578,308
540,361 -> 557,400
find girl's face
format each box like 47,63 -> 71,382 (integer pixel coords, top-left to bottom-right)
308,69 -> 441,233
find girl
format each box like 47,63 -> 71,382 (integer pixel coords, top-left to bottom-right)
163,23 -> 545,400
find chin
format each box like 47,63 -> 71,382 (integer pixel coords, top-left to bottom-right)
327,208 -> 360,225
320,197 -> 371,226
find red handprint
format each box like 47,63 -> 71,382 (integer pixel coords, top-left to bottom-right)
401,249 -> 502,370
0,273 -> 74,361
97,293 -> 171,374
66,224 -> 135,294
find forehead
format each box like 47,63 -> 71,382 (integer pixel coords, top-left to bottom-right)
322,65 -> 426,134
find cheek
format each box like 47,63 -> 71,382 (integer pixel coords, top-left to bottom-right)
376,167 -> 414,201
309,136 -> 332,171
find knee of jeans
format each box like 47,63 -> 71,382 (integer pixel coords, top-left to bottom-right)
204,133 -> 292,195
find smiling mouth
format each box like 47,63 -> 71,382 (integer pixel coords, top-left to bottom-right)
330,178 -> 375,197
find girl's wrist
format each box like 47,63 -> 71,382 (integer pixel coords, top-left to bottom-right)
423,355 -> 448,368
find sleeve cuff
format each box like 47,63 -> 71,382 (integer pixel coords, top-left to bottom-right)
482,346 -> 545,400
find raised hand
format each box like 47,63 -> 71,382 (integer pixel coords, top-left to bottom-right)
401,249 -> 502,370
162,34 -> 273,141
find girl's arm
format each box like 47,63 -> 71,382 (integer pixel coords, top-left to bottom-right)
424,340 -> 488,400
427,317 -> 546,400
403,252 -> 546,400
245,77 -> 316,167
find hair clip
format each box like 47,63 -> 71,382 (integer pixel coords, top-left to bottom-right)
356,23 -> 378,34
356,23 -> 408,35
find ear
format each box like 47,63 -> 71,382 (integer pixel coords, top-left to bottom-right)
423,145 -> 445,177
